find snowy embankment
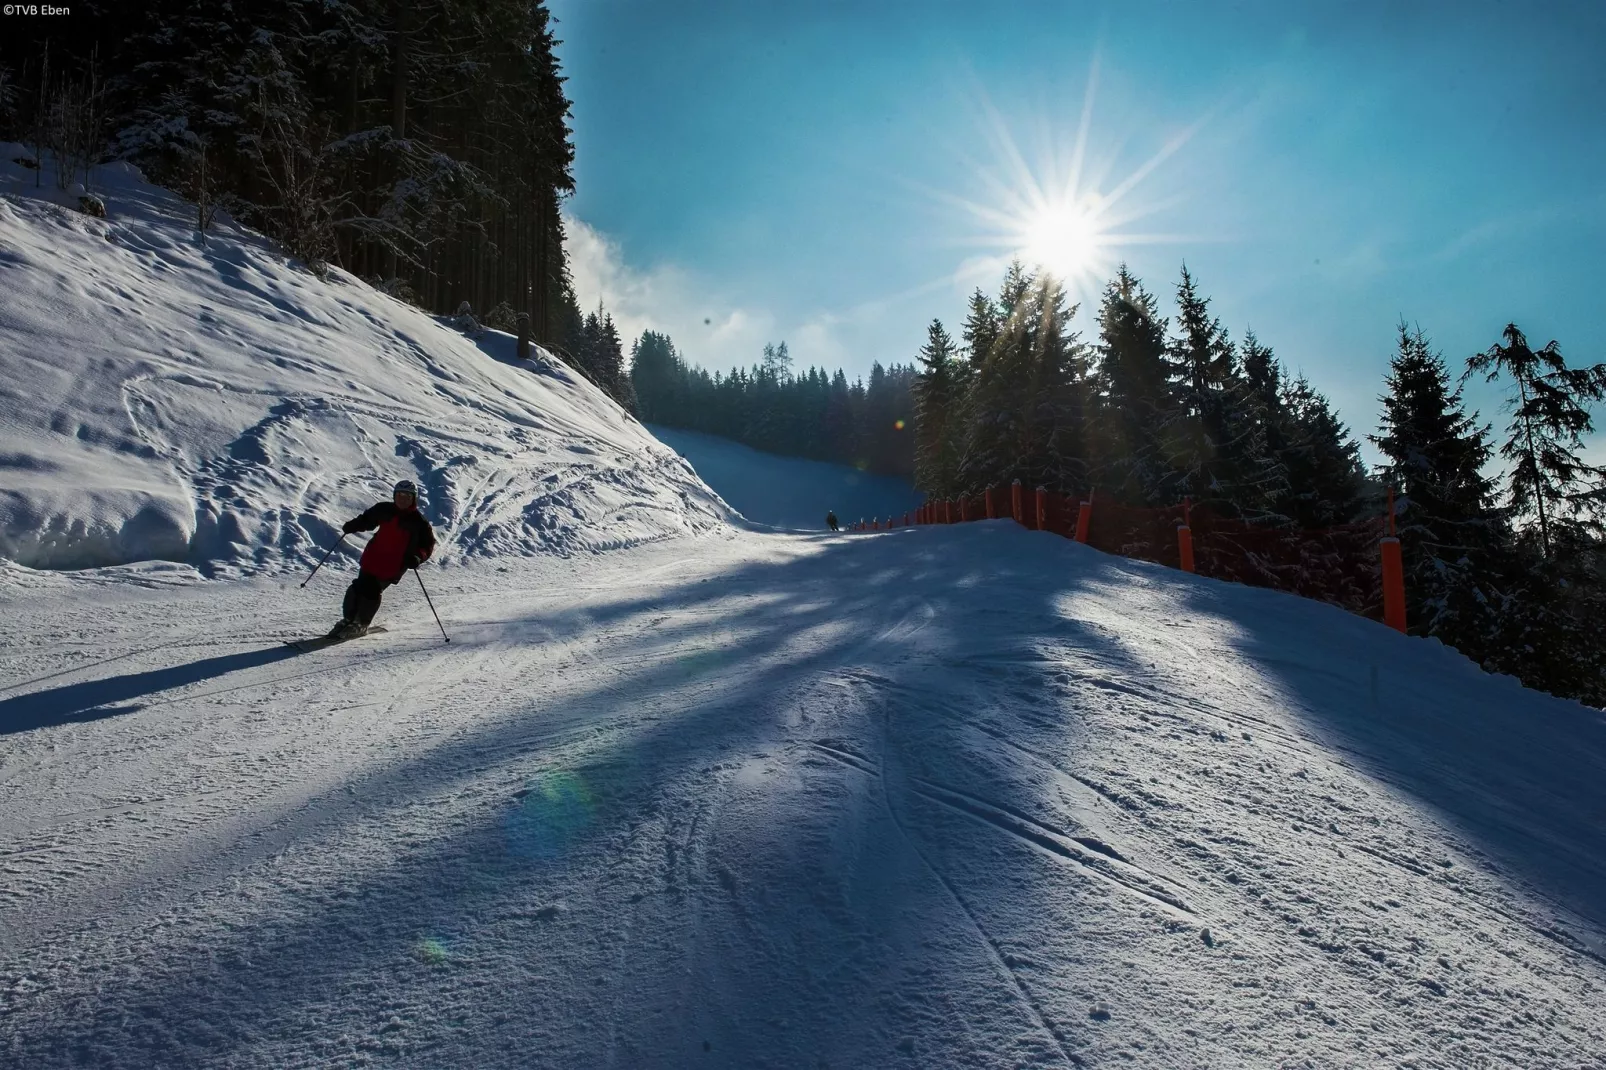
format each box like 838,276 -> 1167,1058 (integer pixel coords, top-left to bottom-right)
0,146 -> 731,575
2,150 -> 1604,1069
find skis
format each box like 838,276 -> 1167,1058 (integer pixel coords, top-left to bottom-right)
284,626 -> 387,653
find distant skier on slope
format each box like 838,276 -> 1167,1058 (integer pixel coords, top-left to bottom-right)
826,510 -> 839,532
330,479 -> 437,638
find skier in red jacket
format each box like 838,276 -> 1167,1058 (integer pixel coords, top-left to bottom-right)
331,479 -> 437,638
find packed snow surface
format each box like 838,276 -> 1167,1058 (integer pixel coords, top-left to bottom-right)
4,523 -> 1604,1068
3,149 -> 1605,1069
646,424 -> 923,530
0,146 -> 730,574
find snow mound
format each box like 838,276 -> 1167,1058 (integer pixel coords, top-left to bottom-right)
0,147 -> 733,574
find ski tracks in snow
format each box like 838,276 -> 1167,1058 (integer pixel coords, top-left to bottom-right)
2,527 -> 1604,1067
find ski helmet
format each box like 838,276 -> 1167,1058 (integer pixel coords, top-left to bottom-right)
393,479 -> 418,499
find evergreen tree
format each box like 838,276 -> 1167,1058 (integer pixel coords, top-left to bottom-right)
913,319 -> 960,496
1027,276 -> 1091,493
630,331 -> 683,424
1371,325 -> 1508,652
1165,265 -> 1283,516
1277,375 -> 1370,528
16,0 -> 580,330
1092,265 -> 1173,505
1465,323 -> 1606,559
956,262 -> 1037,493
958,287 -> 999,393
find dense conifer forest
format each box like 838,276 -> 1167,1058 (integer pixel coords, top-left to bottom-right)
631,336 -> 916,479
3,0 -> 582,346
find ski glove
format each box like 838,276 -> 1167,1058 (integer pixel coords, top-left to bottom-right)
403,553 -> 421,571
342,520 -> 361,535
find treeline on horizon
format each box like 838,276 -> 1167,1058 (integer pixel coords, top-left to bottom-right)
630,336 -> 916,478
631,260 -> 1606,706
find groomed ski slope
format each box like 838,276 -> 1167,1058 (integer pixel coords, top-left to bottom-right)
3,525 -> 1604,1068
3,151 -> 1606,1068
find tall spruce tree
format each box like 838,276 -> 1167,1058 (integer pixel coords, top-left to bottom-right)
630,331 -> 683,424
1093,265 -> 1173,505
1371,325 -> 1508,652
1277,375 -> 1370,527
957,262 -> 1038,493
1465,323 -> 1606,559
913,319 -> 961,496
1027,276 -> 1091,493
1166,266 -> 1286,516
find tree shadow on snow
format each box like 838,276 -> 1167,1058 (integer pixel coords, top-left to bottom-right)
1167,572 -> 1606,938
3,523 -> 1131,1068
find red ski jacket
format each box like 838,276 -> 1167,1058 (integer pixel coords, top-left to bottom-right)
345,501 -> 436,581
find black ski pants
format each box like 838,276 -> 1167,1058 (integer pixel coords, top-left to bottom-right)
342,570 -> 395,626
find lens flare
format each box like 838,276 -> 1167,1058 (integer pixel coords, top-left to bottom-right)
505,771 -> 596,860
894,419 -> 906,431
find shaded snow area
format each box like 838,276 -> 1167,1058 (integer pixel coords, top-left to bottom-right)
0,146 -> 730,574
3,522 -> 1604,1068
646,425 -> 924,530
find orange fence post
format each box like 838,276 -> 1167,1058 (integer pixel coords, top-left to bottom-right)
1074,490 -> 1092,543
1011,479 -> 1023,525
959,496 -> 969,522
1177,497 -> 1195,573
1381,487 -> 1406,633
903,512 -> 910,527
1035,487 -> 1047,531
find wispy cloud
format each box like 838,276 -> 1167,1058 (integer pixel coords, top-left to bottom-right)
564,214 -> 769,371
565,213 -> 871,375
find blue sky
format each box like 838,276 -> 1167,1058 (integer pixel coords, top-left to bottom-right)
549,0 -> 1606,466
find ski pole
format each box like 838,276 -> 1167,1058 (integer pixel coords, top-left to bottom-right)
300,533 -> 347,588
414,567 -> 450,643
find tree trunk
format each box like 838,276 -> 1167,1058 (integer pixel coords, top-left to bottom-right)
387,0 -> 408,281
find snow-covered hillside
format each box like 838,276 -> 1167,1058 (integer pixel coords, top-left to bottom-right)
0,147 -> 731,575
648,424 -> 924,530
2,151 -> 1604,1069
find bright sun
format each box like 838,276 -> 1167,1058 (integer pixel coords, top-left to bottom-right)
921,57 -> 1201,306
1019,200 -> 1103,283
